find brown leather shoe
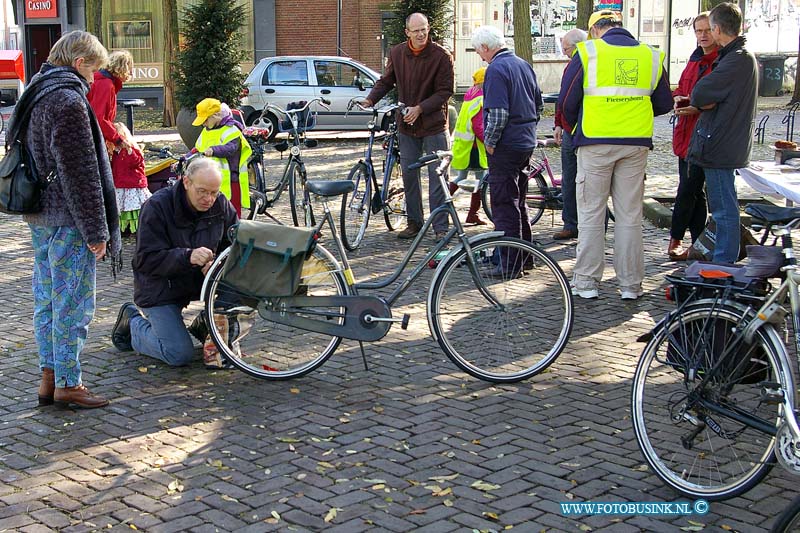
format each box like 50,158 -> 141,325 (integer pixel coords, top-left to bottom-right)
54,385 -> 109,409
669,248 -> 689,261
38,367 -> 55,406
465,214 -> 488,225
667,237 -> 682,257
553,229 -> 578,240
397,221 -> 422,239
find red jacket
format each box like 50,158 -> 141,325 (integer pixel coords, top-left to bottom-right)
672,46 -> 719,158
87,70 -> 123,145
112,147 -> 147,189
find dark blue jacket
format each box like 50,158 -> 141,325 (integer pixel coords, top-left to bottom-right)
559,27 -> 673,148
132,181 -> 238,308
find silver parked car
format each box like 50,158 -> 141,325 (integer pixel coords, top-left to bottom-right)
239,55 -> 391,138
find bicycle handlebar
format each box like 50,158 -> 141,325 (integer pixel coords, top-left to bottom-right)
266,97 -> 330,118
408,150 -> 452,170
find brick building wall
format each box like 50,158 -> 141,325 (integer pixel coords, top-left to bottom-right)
274,0 -> 386,73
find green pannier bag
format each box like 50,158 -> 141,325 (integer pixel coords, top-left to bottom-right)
222,220 -> 316,297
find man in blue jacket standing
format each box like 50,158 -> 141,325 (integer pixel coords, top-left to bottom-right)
677,2 -> 757,264
561,10 -> 672,300
472,24 -> 543,276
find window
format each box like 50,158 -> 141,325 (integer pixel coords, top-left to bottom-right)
264,61 -> 309,86
641,0 -> 666,34
108,20 -> 153,50
459,1 -> 484,38
313,61 -> 372,88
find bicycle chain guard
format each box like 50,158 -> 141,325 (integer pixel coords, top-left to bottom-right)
776,422 -> 800,475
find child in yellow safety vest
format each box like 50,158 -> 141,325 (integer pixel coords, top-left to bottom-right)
193,98 -> 252,217
449,67 -> 489,225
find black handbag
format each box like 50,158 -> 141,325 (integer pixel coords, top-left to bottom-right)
0,138 -> 50,214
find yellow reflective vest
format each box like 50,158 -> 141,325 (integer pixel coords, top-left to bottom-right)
451,94 -> 487,170
195,125 -> 252,209
575,39 -> 665,140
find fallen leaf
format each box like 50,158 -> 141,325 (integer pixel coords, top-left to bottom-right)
271,510 -> 280,521
483,511 -> 499,521
471,480 -> 501,491
372,484 -> 386,490
318,461 -> 335,469
428,473 -> 460,482
687,521 -> 705,527
277,437 -> 301,443
433,487 -> 452,497
721,526 -> 732,531
167,480 -> 184,492
409,509 -> 426,515
443,499 -> 454,507
679,528 -> 703,532
290,387 -> 300,394
578,525 -> 592,532
221,495 -> 238,502
324,508 -> 340,523
138,367 -> 148,373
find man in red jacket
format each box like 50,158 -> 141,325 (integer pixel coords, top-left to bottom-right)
668,12 -> 719,260
363,12 -> 455,240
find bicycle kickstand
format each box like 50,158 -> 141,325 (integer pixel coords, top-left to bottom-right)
358,341 -> 370,371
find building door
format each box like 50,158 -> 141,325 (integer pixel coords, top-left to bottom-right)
26,25 -> 60,81
455,1 -> 487,91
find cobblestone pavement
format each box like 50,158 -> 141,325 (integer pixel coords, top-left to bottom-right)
1,101 -> 799,532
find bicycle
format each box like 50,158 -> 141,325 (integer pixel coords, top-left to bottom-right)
339,99 -> 406,250
478,140 -> 614,227
245,97 -> 330,226
200,150 -> 573,383
631,204 -> 800,501
773,493 -> 800,532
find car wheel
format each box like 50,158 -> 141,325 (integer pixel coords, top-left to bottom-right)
250,112 -> 278,141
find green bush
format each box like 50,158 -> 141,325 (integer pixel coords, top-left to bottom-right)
174,0 -> 249,110
384,0 -> 453,47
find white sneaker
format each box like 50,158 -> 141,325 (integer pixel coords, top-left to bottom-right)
571,285 -> 599,299
620,289 -> 644,300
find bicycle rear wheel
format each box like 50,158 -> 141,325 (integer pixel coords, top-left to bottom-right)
288,161 -> 306,226
428,237 -> 572,382
340,162 -> 371,250
631,300 -> 789,500
242,159 -> 266,220
383,153 -> 406,231
480,179 -> 492,222
526,172 -> 548,226
772,494 -> 800,532
204,245 -> 347,380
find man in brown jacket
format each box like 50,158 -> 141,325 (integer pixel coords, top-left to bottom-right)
364,12 -> 454,239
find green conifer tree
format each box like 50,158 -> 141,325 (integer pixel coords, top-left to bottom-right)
384,0 -> 453,47
174,0 -> 249,110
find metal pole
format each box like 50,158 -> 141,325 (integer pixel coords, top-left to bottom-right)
337,0 -> 342,55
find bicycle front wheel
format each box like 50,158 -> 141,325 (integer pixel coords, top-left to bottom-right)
204,245 -> 347,380
242,159 -> 266,220
340,162 -> 371,250
429,237 -> 573,382
383,153 -> 406,231
288,161 -> 306,227
631,300 -> 789,500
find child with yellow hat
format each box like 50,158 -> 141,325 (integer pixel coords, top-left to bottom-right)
449,67 -> 489,225
193,97 -> 252,217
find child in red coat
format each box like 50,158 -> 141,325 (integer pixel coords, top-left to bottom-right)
111,122 -> 151,234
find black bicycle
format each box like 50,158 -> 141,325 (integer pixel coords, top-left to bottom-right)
245,97 -> 330,226
339,99 -> 406,250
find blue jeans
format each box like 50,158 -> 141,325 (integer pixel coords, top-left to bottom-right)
131,304 -> 196,367
703,167 -> 739,263
30,225 -> 96,388
560,130 -> 578,232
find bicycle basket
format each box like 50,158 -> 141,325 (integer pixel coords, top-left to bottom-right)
222,220 -> 317,297
279,101 -> 317,133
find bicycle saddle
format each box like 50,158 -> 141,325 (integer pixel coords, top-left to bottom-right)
306,180 -> 355,197
745,203 -> 800,224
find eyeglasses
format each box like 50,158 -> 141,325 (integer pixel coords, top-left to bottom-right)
188,180 -> 220,199
407,27 -> 429,34
694,28 -> 712,34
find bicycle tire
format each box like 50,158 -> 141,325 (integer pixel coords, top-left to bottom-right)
242,159 -> 266,220
772,494 -> 800,532
526,172 -> 548,227
428,236 -> 573,382
289,161 -> 305,227
631,299 -> 791,501
383,151 -> 406,231
340,162 -> 371,251
204,244 -> 347,380
480,179 -> 492,222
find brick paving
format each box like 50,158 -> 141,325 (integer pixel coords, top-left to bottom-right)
1,101 -> 799,532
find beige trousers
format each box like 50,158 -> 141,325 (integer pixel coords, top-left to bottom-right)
573,144 -> 649,291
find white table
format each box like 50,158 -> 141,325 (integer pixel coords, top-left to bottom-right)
738,161 -> 800,205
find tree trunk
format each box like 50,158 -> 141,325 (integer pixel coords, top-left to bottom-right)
84,0 -> 103,38
577,0 -> 592,34
512,0 -> 532,64
162,0 -> 179,126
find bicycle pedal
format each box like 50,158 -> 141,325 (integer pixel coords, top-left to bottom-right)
401,314 -> 410,330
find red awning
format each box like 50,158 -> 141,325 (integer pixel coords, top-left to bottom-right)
0,50 -> 24,81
